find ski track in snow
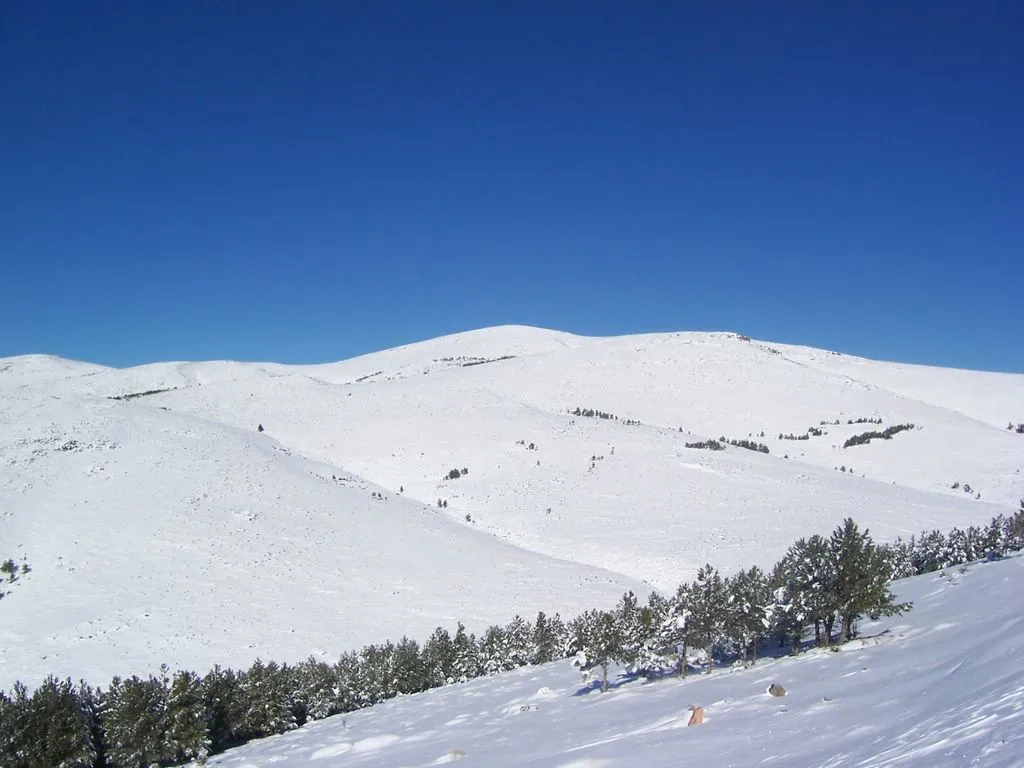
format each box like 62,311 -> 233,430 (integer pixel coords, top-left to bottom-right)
1,326 -> 1023,691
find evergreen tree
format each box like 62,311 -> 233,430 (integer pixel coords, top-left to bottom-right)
883,538 -> 918,579
631,591 -> 672,675
530,611 -> 565,665
241,659 -> 296,739
657,583 -> 692,677
298,659 -> 339,722
355,642 -> 396,706
688,564 -> 728,673
422,627 -> 456,687
163,670 -> 209,765
830,518 -> 911,641
450,623 -> 481,683
478,625 -> 509,675
0,683 -> 30,768
102,672 -> 168,768
333,652 -> 362,713
724,566 -> 772,663
9,675 -> 98,768
202,665 -> 247,754
565,609 -> 622,691
392,636 -> 429,695
780,535 -> 839,645
503,615 -> 533,669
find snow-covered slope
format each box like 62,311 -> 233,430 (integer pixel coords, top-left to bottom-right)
2,326 -> 1022,690
197,555 -> 1024,768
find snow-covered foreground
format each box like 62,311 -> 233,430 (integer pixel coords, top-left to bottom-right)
2,326 -> 1022,690
200,556 -> 1024,768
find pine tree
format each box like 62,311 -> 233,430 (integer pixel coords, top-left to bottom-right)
163,670 -> 210,765
830,518 -> 911,641
422,627 -> 456,687
688,564 -> 728,674
478,625 -> 509,675
392,636 -> 428,695
631,591 -> 672,676
724,566 -> 772,663
333,652 -> 362,713
530,611 -> 564,665
0,683 -> 30,768
299,659 -> 340,722
565,609 -> 622,691
0,675 -> 99,768
202,665 -> 247,754
503,615 -> 533,669
657,583 -> 692,677
450,623 -> 481,683
779,534 -> 839,645
241,659 -> 296,739
355,642 -> 396,705
102,672 -> 169,768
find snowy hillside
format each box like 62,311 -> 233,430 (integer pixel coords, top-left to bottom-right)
2,326 -> 1022,690
197,555 -> 1024,768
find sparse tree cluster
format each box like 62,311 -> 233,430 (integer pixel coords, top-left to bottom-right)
570,407 -> 619,420
685,440 -> 725,451
0,558 -> 30,601
724,437 -> 770,454
843,423 -> 915,449
5,503 -> 1024,767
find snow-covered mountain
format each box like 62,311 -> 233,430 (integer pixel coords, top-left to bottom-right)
2,326 -> 1022,689
193,554 -> 1024,768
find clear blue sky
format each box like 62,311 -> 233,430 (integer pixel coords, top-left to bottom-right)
2,2 -> 1021,371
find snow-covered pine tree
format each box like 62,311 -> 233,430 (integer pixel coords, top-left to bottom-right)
101,672 -> 169,768
504,614 -> 533,669
941,527 -> 971,567
241,659 -> 296,739
629,591 -> 671,676
333,651 -> 362,713
354,642 -> 396,706
883,537 -> 918,579
478,625 -> 510,675
163,670 -> 210,766
392,636 -> 429,695
422,626 -> 456,687
724,566 -> 772,663
565,609 -> 622,691
830,518 -> 910,641
613,591 -> 663,676
298,658 -> 340,722
657,583 -> 692,677
910,529 -> 947,574
688,564 -> 728,674
450,623 -> 481,683
14,675 -> 98,768
202,665 -> 247,754
530,611 -> 566,665
0,683 -> 29,767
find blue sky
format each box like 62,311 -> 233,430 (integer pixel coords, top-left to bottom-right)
1,2 -> 1021,371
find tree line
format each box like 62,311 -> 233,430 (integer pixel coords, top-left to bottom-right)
2,503 -> 1022,767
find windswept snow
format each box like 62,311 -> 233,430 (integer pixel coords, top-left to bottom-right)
1,326 -> 1022,690
197,556 -> 1024,767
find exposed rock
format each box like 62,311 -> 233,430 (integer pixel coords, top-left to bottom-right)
687,705 -> 704,726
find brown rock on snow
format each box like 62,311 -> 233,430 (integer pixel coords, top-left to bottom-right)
687,705 -> 704,726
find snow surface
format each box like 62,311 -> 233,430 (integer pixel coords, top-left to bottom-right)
195,556 -> 1024,767
1,326 -> 1022,690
